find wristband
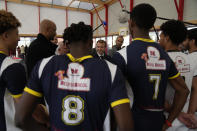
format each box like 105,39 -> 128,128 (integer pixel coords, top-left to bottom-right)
165,120 -> 172,127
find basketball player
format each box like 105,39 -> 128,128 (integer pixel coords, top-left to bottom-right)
159,20 -> 194,131
112,4 -> 189,131
15,22 -> 134,131
178,28 -> 197,130
0,10 -> 27,131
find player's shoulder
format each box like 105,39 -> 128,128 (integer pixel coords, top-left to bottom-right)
168,51 -> 189,61
0,56 -> 24,76
188,51 -> 197,57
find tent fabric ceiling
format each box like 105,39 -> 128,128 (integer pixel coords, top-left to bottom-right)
24,0 -> 100,10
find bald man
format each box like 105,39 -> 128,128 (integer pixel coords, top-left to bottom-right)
25,19 -> 57,78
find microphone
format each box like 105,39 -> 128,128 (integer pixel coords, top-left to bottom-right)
93,21 -> 107,32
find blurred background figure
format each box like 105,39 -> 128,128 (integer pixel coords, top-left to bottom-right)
55,41 -> 70,55
20,45 -> 25,59
25,19 -> 57,78
51,36 -> 58,45
16,46 -> 21,58
108,35 -> 124,56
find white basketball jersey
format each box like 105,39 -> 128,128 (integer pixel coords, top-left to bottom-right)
166,51 -> 193,112
166,51 -> 197,131
188,51 -> 197,77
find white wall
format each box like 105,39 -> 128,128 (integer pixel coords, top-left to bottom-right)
68,11 -> 90,26
98,9 -> 105,35
7,3 -> 39,34
93,13 -> 97,35
108,1 -> 129,34
94,0 -> 197,36
1,2 -> 91,35
184,0 -> 197,21
134,0 -> 178,26
0,1 -> 5,10
40,7 -> 66,35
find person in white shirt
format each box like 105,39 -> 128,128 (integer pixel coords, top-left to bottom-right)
159,20 -> 193,131
178,28 -> 197,130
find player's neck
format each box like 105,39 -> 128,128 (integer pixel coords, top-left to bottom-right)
165,42 -> 179,51
0,41 -> 9,55
69,46 -> 90,59
133,29 -> 150,39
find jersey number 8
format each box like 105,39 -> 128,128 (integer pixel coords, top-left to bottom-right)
149,74 -> 161,100
62,95 -> 84,125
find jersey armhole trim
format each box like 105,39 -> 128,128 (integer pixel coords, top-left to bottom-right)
24,87 -> 43,97
10,93 -> 22,98
168,72 -> 180,79
39,56 -> 54,79
194,75 -> 197,77
111,98 -> 130,108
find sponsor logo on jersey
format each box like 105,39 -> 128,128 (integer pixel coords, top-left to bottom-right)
55,63 -> 90,91
143,46 -> 166,70
175,56 -> 190,73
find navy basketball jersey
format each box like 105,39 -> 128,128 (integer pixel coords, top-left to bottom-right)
0,51 -> 26,131
25,53 -> 129,131
112,38 -> 179,110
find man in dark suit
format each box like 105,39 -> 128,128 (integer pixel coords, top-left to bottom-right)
25,19 -> 57,78
92,40 -> 111,61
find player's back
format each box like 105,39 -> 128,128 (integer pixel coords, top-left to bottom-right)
29,54 -> 128,131
113,38 -> 179,110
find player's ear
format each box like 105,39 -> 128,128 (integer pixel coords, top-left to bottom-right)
87,39 -> 93,49
128,19 -> 134,35
165,35 -> 170,42
1,31 -> 9,41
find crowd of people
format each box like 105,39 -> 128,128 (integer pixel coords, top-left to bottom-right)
0,2 -> 197,131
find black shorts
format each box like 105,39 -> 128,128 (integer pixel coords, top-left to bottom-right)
132,105 -> 165,131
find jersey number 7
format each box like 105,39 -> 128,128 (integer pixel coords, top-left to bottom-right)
149,74 -> 161,100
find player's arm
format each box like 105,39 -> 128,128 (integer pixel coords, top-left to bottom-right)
108,65 -> 134,131
2,63 -> 27,106
112,103 -> 134,131
15,61 -> 49,131
188,76 -> 197,114
163,75 -> 189,130
15,92 -> 49,131
111,52 -> 127,75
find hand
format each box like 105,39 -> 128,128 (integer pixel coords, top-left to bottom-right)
185,114 -> 197,129
178,112 -> 191,127
162,123 -> 169,131
32,104 -> 50,128
178,112 -> 197,129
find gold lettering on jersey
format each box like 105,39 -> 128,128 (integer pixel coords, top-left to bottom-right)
55,63 -> 90,91
144,46 -> 166,70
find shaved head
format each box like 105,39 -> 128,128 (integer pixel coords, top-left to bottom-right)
40,19 -> 57,40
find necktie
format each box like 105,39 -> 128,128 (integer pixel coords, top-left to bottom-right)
100,56 -> 104,59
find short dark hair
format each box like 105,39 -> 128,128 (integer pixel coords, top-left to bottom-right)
160,20 -> 187,45
97,40 -> 106,47
0,10 -> 21,35
130,3 -> 157,30
63,22 -> 92,44
188,28 -> 197,46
